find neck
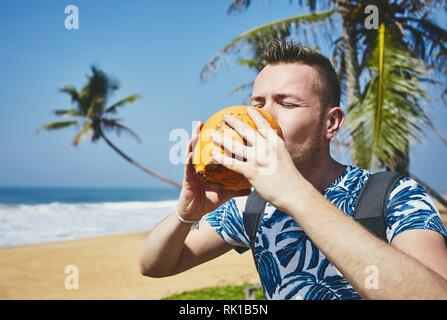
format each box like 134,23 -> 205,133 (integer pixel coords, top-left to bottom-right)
299,154 -> 346,193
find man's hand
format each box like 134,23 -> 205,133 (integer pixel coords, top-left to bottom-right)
210,107 -> 302,211
177,122 -> 251,221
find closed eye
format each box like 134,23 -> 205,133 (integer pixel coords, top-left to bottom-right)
280,102 -> 299,108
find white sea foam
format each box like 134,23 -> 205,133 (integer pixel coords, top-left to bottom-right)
0,200 -> 178,248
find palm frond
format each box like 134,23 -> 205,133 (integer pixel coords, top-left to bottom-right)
237,57 -> 259,69
38,120 -> 79,133
101,119 -> 142,143
72,122 -> 91,146
86,97 -> 106,119
105,95 -> 141,114
54,109 -> 84,117
400,15 -> 447,66
227,0 -> 251,14
426,116 -> 447,145
227,0 -> 333,14
346,25 -> 430,171
200,10 -> 336,80
59,85 -> 80,103
230,81 -> 254,96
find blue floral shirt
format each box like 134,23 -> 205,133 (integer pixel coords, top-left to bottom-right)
205,165 -> 447,300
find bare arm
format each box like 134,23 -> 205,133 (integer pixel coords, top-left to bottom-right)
139,212 -> 233,278
139,122 -> 250,278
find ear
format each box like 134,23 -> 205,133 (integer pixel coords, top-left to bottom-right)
324,106 -> 344,140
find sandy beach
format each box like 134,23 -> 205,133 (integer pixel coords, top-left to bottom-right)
0,231 -> 259,300
1,210 -> 445,300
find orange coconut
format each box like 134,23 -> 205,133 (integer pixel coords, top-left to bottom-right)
193,105 -> 283,190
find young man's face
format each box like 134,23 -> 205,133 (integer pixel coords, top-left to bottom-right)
251,63 -> 327,169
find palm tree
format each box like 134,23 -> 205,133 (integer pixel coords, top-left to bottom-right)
39,66 -> 181,189
200,0 -> 447,207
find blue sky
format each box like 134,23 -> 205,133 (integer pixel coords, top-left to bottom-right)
0,1 -> 446,193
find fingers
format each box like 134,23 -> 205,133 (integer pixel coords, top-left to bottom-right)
222,114 -> 257,146
186,140 -> 192,158
184,121 -> 203,178
211,133 -> 252,162
190,121 -> 203,153
183,150 -> 194,178
211,149 -> 247,175
193,121 -> 202,135
247,107 -> 277,139
184,121 -> 203,164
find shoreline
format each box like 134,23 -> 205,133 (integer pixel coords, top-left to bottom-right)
0,229 -> 150,251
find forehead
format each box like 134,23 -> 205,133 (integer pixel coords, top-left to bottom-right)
252,63 -> 320,98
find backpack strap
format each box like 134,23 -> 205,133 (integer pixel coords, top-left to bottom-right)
233,189 -> 267,254
353,171 -> 403,242
233,171 -> 403,254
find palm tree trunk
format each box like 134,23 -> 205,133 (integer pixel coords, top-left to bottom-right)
99,131 -> 182,189
342,14 -> 371,168
342,19 -> 360,106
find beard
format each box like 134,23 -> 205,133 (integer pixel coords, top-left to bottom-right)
286,121 -> 324,171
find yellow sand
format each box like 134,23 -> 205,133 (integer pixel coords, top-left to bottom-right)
0,231 -> 259,300
0,209 -> 445,300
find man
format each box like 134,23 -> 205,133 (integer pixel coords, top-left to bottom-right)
139,40 -> 447,299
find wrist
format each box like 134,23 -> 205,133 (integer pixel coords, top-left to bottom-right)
281,173 -> 313,214
173,206 -> 201,229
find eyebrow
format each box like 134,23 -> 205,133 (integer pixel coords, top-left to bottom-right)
251,94 -> 305,102
274,93 -> 305,101
250,96 -> 264,102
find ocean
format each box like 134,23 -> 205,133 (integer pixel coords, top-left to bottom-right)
0,187 -> 180,248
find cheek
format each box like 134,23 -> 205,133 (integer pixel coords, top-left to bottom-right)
277,110 -> 317,145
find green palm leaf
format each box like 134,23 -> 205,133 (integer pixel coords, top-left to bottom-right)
54,109 -> 83,117
200,9 -> 336,79
227,0 -> 251,14
72,122 -> 91,146
101,119 -> 142,143
38,120 -> 79,132
105,95 -> 141,114
230,81 -> 254,96
59,85 -> 80,103
347,25 -> 429,171
237,57 -> 259,69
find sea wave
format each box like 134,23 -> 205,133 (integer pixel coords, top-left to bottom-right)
0,200 -> 178,248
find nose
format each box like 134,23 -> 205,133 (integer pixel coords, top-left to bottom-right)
262,102 -> 277,119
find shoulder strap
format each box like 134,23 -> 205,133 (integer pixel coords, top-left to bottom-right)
233,190 -> 267,254
234,171 -> 403,253
353,171 -> 403,242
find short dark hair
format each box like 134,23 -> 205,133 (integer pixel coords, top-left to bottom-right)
259,40 -> 341,109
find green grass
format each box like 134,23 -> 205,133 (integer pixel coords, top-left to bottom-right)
161,283 -> 266,300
